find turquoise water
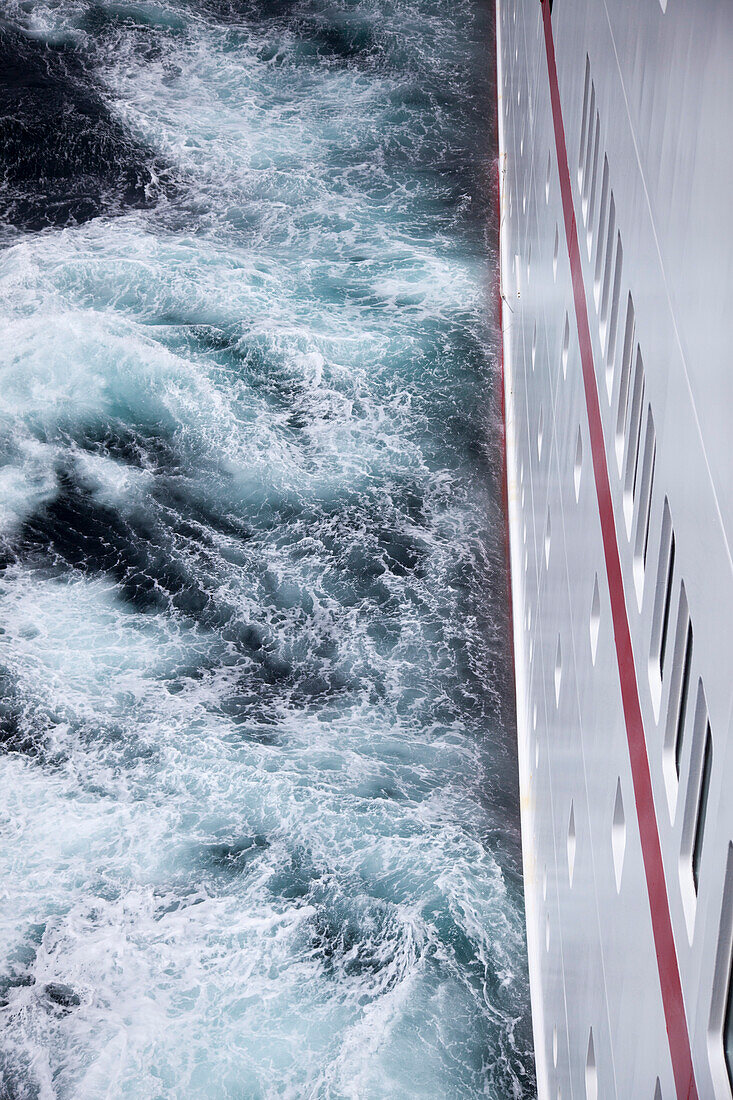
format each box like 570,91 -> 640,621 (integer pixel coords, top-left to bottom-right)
0,0 -> 534,1095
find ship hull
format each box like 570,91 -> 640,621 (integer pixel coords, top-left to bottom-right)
497,2 -> 733,1097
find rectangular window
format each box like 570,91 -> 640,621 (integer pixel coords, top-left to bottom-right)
623,348 -> 645,536
631,398 -> 646,502
678,682 -> 710,934
642,444 -> 656,565
649,499 -> 675,718
674,620 -> 693,778
579,57 -> 591,184
632,407 -> 656,605
624,350 -> 645,491
615,295 -> 635,471
708,845 -> 733,1095
600,198 -> 617,330
692,723 -> 713,893
586,115 -> 601,243
663,586 -> 691,812
642,451 -> 651,563
605,235 -> 623,370
724,885 -> 733,1089
593,159 -> 610,306
659,532 -> 675,679
582,89 -> 596,212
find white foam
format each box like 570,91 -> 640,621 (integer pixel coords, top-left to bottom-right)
0,0 -> 533,1093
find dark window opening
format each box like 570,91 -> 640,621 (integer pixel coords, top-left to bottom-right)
674,622 -> 693,777
659,533 -> 675,678
642,445 -> 656,565
692,724 -> 713,893
724,898 -> 733,1089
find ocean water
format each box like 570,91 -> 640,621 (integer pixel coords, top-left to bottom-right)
0,1 -> 534,1096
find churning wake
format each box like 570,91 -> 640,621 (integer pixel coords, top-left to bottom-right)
0,0 -> 534,1095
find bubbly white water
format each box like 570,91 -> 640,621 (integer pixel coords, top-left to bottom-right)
0,1 -> 534,1096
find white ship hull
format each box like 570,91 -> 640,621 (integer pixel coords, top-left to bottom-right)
496,2 -> 733,1097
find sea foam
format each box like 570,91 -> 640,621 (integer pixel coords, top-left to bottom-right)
0,0 -> 534,1096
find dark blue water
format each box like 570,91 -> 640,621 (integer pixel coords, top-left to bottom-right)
0,1 -> 534,1095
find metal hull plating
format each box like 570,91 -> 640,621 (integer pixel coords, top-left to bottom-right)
497,2 -> 733,1097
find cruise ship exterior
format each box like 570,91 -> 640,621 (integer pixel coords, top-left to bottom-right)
496,1 -> 733,1097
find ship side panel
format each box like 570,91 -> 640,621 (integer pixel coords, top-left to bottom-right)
498,0 -> 733,1096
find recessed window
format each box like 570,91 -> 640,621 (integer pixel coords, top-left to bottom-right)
582,86 -> 596,213
578,57 -> 592,186
567,801 -> 576,886
615,295 -> 635,472
692,722 -> 713,893
723,882 -> 733,1090
599,199 -> 616,332
648,499 -> 675,719
589,573 -> 600,664
584,110 -> 599,226
633,406 -> 656,605
612,778 -> 626,892
707,845 -> 733,1094
674,620 -> 693,779
663,586 -> 692,817
659,532 -> 676,679
652,501 -> 675,680
623,347 -> 645,536
585,1029 -> 598,1100
605,236 -> 623,374
574,425 -> 583,501
639,411 -> 656,567
561,313 -> 570,378
593,159 -> 610,308
585,114 -> 601,254
679,682 -> 711,937
545,506 -> 552,567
